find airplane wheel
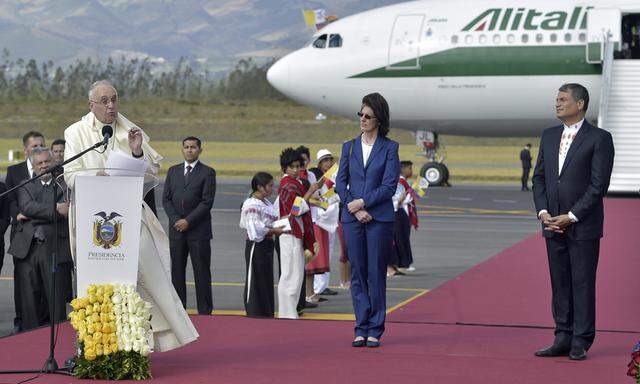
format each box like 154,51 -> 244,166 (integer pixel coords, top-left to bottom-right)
421,162 -> 446,186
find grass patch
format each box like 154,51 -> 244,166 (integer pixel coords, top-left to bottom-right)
0,100 -> 539,183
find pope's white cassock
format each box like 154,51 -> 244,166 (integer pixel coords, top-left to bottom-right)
64,111 -> 199,352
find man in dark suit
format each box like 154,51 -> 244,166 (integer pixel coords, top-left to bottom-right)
0,182 -> 9,275
162,136 -> 216,315
520,143 -> 532,191
5,130 -> 45,333
532,83 -> 615,361
8,147 -> 73,331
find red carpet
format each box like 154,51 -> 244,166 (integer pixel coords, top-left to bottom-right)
0,317 -> 632,383
388,198 -> 640,333
0,198 -> 637,383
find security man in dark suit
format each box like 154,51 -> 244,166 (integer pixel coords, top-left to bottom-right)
520,143 -> 532,191
5,130 -> 45,333
162,136 -> 216,315
0,182 -> 9,275
532,83 -> 615,361
8,147 -> 73,331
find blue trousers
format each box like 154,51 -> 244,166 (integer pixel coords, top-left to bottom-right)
343,220 -> 393,339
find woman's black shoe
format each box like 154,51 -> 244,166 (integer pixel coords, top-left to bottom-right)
352,337 -> 366,347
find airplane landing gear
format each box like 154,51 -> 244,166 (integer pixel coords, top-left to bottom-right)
417,130 -> 450,187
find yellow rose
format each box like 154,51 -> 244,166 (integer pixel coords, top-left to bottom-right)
109,313 -> 116,322
100,313 -> 108,323
111,342 -> 119,352
93,303 -> 100,312
84,348 -> 96,361
78,330 -> 87,340
102,333 -> 110,345
83,336 -> 94,347
103,345 -> 111,355
93,331 -> 103,341
96,286 -> 104,296
104,285 -> 114,296
95,345 -> 103,356
81,298 -> 91,308
70,298 -> 81,311
87,284 -> 97,295
91,313 -> 100,323
102,295 -> 111,304
85,306 -> 93,316
110,334 -> 118,344
86,324 -> 95,334
88,294 -> 97,304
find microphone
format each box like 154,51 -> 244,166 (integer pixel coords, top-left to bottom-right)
101,125 -> 113,146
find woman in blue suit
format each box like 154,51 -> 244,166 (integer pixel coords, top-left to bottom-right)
335,93 -> 400,348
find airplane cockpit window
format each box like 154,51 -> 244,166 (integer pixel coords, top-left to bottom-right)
313,34 -> 328,48
329,34 -> 343,48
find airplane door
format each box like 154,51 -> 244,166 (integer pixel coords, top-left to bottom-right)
387,14 -> 425,69
586,8 -> 621,63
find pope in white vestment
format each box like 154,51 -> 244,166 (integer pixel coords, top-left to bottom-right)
63,81 -> 198,352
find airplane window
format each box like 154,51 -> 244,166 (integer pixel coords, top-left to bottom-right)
313,34 -> 328,48
536,33 -> 544,43
579,33 -> 586,43
493,34 -> 501,44
521,34 -> 529,43
479,35 -> 487,44
550,33 -> 558,43
451,35 -> 459,44
439,35 -> 447,45
329,34 -> 342,48
507,34 -> 515,44
465,34 -> 473,44
564,33 -> 572,43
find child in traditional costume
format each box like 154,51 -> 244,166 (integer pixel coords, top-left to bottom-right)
240,172 -> 285,317
277,148 -> 320,318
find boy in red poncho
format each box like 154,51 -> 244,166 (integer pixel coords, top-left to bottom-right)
277,148 -> 320,318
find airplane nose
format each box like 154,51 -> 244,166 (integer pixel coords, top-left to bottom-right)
267,57 -> 289,93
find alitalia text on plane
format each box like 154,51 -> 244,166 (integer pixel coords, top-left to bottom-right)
462,7 -> 593,32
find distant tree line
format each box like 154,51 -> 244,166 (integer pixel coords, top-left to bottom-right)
0,49 -> 282,102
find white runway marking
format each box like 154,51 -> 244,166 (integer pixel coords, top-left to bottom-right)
493,199 -> 517,204
448,197 -> 472,201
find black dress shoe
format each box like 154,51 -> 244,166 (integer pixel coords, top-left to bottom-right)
534,345 -> 570,357
366,337 -> 380,348
352,337 -> 366,348
304,301 -> 319,309
569,347 -> 587,361
319,288 -> 338,296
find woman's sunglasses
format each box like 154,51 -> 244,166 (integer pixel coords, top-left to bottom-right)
357,112 -> 376,120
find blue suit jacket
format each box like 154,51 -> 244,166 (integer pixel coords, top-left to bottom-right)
532,121 -> 615,240
335,135 -> 400,223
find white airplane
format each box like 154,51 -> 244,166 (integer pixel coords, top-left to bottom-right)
267,0 -> 640,191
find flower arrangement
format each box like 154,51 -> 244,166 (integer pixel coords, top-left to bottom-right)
68,284 -> 153,380
627,341 -> 640,383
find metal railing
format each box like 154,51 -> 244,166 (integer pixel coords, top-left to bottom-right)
598,32 -> 614,129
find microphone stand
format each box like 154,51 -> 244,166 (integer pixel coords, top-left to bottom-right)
0,136 -> 109,376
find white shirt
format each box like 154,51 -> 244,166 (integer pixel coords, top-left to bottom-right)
27,158 -> 34,178
558,119 -> 584,173
239,197 -> 279,242
361,138 -> 374,166
184,160 -> 199,175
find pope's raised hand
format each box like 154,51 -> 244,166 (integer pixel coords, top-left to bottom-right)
128,128 -> 143,157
